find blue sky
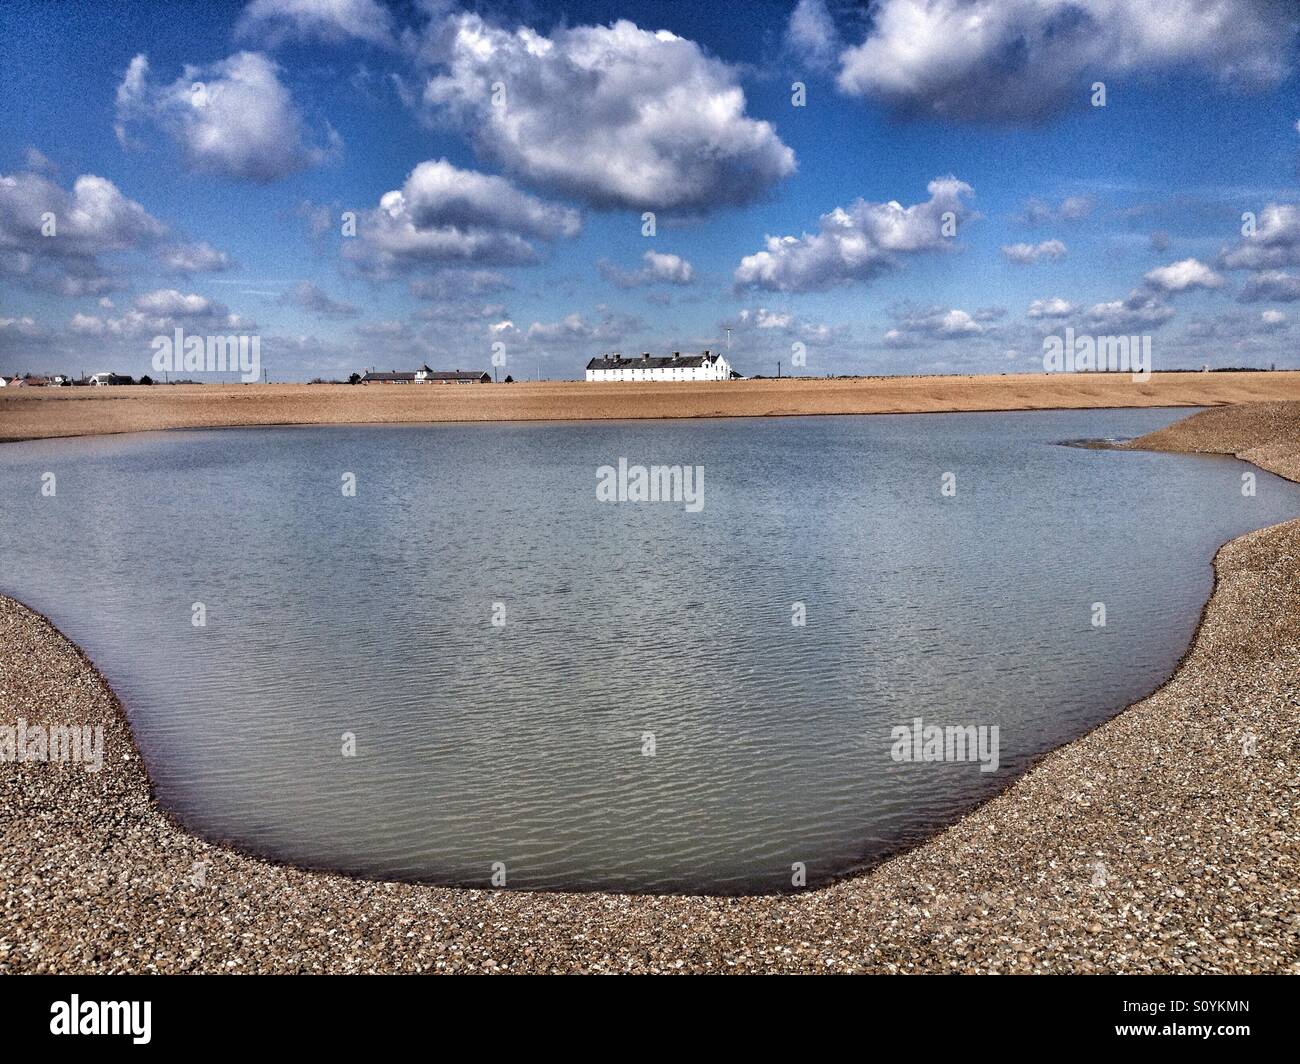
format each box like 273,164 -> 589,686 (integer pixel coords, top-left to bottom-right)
1,0 -> 1298,380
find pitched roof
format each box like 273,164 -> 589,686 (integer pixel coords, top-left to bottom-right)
360,371 -> 417,381
586,351 -> 717,370
423,370 -> 490,381
360,367 -> 490,382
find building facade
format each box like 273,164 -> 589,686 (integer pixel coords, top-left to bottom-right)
416,368 -> 491,383
360,365 -> 491,384
585,351 -> 732,382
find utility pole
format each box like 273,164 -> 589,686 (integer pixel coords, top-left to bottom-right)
777,361 -> 781,379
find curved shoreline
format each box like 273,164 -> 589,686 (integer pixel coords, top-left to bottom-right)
2,404 -> 1298,972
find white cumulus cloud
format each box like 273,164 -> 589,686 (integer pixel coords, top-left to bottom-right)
1027,297 -> 1078,318
521,308 -> 645,351
235,0 -> 397,48
418,13 -> 795,212
134,288 -> 227,318
346,159 -> 580,277
160,241 -> 234,274
599,250 -> 694,288
835,0 -> 1291,122
0,168 -> 168,294
785,0 -> 841,70
727,306 -> 846,347
68,289 -> 254,341
883,305 -> 987,347
1001,239 -> 1067,264
1237,270 -> 1300,303
1219,203 -> 1300,270
734,177 -> 973,293
115,52 -> 340,182
1085,291 -> 1175,331
1143,257 -> 1225,292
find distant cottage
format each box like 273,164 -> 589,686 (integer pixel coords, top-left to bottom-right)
586,350 -> 733,382
359,364 -> 491,384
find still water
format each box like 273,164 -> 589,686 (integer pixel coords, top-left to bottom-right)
2,408 -> 1296,893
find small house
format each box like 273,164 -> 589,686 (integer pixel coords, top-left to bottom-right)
415,365 -> 491,384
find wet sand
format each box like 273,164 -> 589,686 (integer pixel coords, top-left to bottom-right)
3,371 -> 1300,443
1,401 -> 1297,973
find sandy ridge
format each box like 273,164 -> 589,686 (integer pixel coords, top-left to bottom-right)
4,372 -> 1300,443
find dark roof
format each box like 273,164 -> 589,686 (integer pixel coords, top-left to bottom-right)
424,370 -> 490,381
360,367 -> 490,382
360,371 -> 417,382
586,351 -> 717,370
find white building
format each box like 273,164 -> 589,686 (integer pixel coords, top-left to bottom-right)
586,350 -> 733,382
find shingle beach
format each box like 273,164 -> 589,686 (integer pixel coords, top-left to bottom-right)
2,402 -> 1297,973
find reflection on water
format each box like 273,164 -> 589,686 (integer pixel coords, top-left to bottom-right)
2,408 -> 1296,893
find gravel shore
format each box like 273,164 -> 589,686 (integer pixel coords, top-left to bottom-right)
1122,399 -> 1300,482
2,402 -> 1297,974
